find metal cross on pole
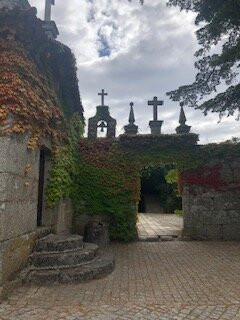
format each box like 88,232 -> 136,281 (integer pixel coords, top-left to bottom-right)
98,89 -> 108,106
148,96 -> 164,121
45,0 -> 55,22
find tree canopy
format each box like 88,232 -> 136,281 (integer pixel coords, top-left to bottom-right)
131,0 -> 240,119
166,0 -> 240,119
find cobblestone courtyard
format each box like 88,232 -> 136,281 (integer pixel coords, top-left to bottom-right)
1,241 -> 240,319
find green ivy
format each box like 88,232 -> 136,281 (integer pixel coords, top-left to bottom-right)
46,131 -> 240,242
46,112 -> 84,208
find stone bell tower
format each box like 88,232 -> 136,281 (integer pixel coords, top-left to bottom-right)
88,90 -> 117,139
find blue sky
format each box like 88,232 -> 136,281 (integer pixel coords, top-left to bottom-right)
29,0 -> 239,143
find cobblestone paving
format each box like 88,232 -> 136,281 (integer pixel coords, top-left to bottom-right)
137,213 -> 183,239
1,241 -> 240,319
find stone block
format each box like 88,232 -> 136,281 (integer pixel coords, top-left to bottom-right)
52,198 -> 73,235
1,232 -> 36,284
214,193 -> 240,211
182,225 -> 206,240
0,173 -> 38,202
204,224 -> 223,240
73,214 -> 111,236
0,200 -> 37,241
226,210 -> 240,224
0,135 -> 39,179
223,225 -> 240,240
202,210 -> 228,225
193,197 -> 214,210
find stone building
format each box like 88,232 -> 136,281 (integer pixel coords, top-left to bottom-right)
0,0 -> 84,297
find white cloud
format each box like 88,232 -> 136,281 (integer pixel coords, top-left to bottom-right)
29,0 -> 239,143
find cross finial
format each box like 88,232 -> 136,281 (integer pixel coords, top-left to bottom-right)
45,0 -> 55,22
148,96 -> 164,121
98,89 -> 108,106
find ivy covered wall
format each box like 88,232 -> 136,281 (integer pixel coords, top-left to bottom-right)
0,6 -> 83,149
46,133 -> 240,242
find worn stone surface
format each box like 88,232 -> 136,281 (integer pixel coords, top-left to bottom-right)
23,234 -> 114,285
0,135 -> 54,292
52,198 -> 73,235
182,160 -> 240,240
137,213 -> 183,241
84,223 -> 110,246
2,241 -> 240,319
74,215 -> 110,236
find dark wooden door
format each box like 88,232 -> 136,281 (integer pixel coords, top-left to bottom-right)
37,149 -> 45,226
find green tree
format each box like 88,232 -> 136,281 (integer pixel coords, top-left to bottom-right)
130,0 -> 240,119
167,0 -> 240,119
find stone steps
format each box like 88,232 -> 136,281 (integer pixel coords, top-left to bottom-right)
35,234 -> 84,252
30,243 -> 98,269
23,234 -> 114,285
24,255 -> 114,285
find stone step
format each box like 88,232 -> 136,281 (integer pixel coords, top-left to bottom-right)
24,255 -> 115,285
30,243 -> 98,269
35,234 -> 84,253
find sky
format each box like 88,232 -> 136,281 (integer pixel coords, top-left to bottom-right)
29,0 -> 239,143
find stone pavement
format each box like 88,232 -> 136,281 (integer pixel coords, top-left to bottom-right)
137,213 -> 183,240
1,241 -> 240,319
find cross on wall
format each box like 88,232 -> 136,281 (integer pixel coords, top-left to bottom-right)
148,96 -> 164,121
98,89 -> 108,106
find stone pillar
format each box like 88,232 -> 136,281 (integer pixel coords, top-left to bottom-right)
149,120 -> 163,135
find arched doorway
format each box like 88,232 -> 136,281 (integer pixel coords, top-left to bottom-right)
137,165 -> 183,240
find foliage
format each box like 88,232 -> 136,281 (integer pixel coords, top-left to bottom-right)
166,0 -> 240,118
68,135 -> 240,241
0,8 -> 83,149
46,145 -> 75,208
74,139 -> 140,241
174,209 -> 183,217
165,168 -> 178,184
141,165 -> 181,213
46,113 -> 84,209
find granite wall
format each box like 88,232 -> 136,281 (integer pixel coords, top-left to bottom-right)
0,134 -> 53,297
182,160 -> 240,240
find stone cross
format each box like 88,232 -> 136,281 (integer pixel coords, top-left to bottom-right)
98,89 -> 108,106
45,0 -> 55,22
148,96 -> 164,121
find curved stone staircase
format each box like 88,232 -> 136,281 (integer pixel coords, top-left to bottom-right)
22,234 -> 114,285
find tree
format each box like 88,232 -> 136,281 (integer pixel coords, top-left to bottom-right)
131,0 -> 240,119
167,0 -> 240,119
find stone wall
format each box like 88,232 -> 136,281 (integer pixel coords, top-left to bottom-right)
182,160 -> 240,240
0,134 -> 52,296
